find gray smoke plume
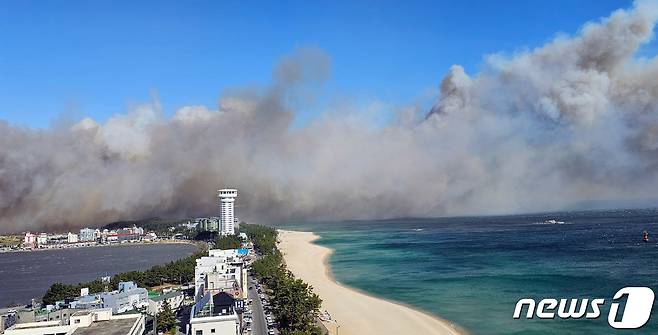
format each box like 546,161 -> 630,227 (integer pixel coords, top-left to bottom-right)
3,1 -> 658,233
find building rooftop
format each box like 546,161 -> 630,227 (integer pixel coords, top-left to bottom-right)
73,318 -> 137,335
193,292 -> 235,318
71,309 -> 99,316
150,291 -> 182,302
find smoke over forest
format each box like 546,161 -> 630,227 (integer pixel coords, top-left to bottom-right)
2,1 -> 658,233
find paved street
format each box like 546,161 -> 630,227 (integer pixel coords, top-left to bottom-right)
247,274 -> 268,335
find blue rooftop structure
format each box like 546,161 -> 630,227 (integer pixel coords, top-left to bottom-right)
237,248 -> 248,256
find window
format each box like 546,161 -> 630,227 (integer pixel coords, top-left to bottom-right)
196,331 -> 203,335
211,329 -> 216,333
74,319 -> 81,324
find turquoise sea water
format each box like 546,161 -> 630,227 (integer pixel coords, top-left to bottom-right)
277,209 -> 658,334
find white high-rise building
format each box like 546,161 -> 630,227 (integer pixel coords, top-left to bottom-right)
218,188 -> 237,235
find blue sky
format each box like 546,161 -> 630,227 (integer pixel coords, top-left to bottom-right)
0,0 -> 642,128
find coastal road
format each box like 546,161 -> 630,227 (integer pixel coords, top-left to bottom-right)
247,274 -> 268,335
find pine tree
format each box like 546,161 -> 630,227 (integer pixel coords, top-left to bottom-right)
157,300 -> 176,333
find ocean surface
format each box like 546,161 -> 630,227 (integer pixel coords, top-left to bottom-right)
277,209 -> 658,335
0,243 -> 197,307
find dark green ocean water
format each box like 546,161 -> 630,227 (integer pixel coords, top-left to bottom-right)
276,209 -> 658,334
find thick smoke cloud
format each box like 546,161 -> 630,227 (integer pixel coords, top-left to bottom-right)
3,1 -> 658,233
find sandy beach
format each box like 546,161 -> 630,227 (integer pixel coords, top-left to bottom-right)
278,230 -> 465,335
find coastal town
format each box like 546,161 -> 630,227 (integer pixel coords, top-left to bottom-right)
0,217 -> 232,253
0,189 -> 325,335
19,226 -> 156,250
0,191 -> 242,253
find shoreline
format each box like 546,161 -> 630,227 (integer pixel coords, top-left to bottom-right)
278,229 -> 466,335
0,239 -> 203,254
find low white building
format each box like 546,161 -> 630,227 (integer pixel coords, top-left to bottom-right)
23,233 -> 36,248
67,232 -> 79,244
148,291 -> 184,315
100,281 -> 148,314
4,309 -> 144,335
36,233 -> 47,247
143,232 -> 158,241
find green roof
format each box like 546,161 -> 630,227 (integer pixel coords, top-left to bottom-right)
150,291 -> 183,302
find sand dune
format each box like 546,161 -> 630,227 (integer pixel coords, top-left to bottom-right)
278,230 -> 465,335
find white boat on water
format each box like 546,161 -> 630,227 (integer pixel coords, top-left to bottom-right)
544,219 -> 565,224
